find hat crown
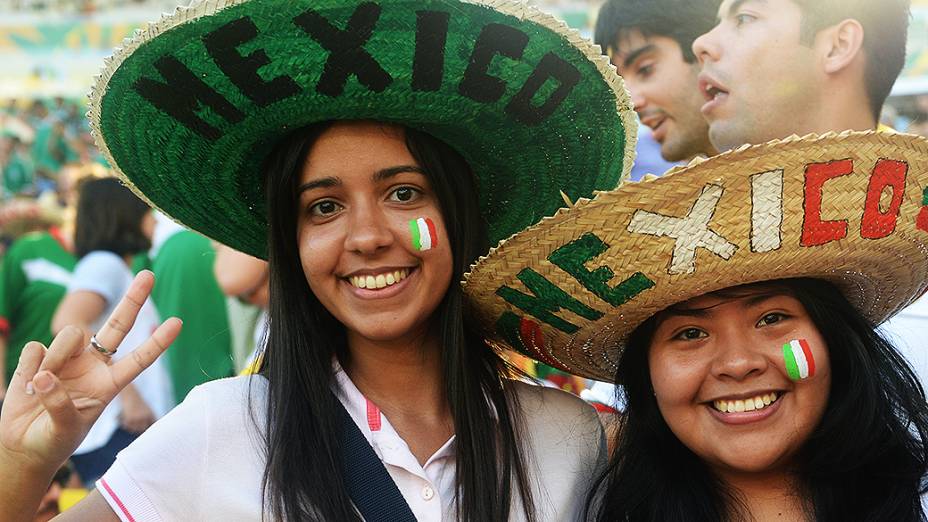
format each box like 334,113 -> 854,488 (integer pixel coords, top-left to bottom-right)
89,0 -> 636,258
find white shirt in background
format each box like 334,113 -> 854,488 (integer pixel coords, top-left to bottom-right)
69,251 -> 174,455
880,294 -> 928,387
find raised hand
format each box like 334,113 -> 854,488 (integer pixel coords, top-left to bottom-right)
0,270 -> 181,473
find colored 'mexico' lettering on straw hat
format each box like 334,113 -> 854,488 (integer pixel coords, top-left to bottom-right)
782,339 -> 816,381
463,132 -> 928,381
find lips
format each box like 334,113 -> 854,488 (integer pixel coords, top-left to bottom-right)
639,112 -> 669,141
698,73 -> 729,115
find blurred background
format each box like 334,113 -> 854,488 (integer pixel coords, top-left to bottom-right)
1,2 -> 926,516
1,0 -> 926,202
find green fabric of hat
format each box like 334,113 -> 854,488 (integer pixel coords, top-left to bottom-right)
89,0 -> 636,258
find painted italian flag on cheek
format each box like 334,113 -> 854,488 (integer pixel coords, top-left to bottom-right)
782,339 -> 816,380
409,217 -> 438,251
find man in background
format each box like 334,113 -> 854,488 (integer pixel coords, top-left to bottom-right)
595,0 -> 720,167
692,0 -> 927,376
693,0 -> 909,151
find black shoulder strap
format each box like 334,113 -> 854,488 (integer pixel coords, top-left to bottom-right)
337,397 -> 418,522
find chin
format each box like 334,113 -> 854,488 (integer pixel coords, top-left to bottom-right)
352,317 -> 424,343
708,123 -> 746,153
714,449 -> 792,475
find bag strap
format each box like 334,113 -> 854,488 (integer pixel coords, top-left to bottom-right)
337,397 -> 418,522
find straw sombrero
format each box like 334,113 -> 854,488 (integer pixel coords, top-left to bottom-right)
463,131 -> 928,381
88,0 -> 636,258
0,195 -> 64,238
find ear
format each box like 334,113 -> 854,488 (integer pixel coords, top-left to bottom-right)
817,19 -> 865,75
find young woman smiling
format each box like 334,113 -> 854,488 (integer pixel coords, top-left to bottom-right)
601,278 -> 928,520
463,131 -> 928,521
0,0 -> 637,520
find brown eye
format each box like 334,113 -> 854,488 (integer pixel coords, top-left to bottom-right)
309,200 -> 342,217
757,313 -> 786,327
389,186 -> 420,203
674,328 -> 708,341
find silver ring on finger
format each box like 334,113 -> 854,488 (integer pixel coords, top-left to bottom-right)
90,334 -> 117,357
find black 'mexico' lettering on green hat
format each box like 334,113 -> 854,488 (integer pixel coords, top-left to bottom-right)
89,0 -> 636,258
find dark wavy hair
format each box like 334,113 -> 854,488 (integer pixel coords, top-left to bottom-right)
73,177 -> 151,259
254,121 -> 536,521
588,278 -> 928,521
594,0 -> 721,63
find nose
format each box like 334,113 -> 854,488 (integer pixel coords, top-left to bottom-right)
692,25 -> 720,66
709,333 -> 770,381
343,202 -> 393,254
629,87 -> 646,112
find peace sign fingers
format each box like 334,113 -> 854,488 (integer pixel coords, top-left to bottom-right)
110,317 -> 182,390
89,270 -> 156,360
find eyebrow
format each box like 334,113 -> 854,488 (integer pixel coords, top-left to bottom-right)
621,43 -> 657,68
297,176 -> 339,195
297,165 -> 426,195
372,165 -> 426,183
660,291 -> 783,320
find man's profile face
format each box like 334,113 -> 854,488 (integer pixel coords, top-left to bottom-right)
610,30 -> 712,161
692,0 -> 822,151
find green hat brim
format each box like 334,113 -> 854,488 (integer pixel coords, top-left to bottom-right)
89,0 -> 636,258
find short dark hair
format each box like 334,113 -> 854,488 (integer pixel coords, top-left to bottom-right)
792,0 -> 910,121
594,0 -> 722,63
74,177 -> 151,258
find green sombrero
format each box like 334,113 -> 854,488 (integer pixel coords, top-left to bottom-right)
89,0 -> 636,258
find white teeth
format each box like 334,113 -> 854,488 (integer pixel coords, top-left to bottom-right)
713,392 -> 779,414
348,269 -> 410,290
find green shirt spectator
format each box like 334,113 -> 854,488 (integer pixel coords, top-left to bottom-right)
0,229 -> 75,387
150,218 -> 232,402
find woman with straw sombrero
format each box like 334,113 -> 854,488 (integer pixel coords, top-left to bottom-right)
0,0 -> 638,520
464,131 -> 928,520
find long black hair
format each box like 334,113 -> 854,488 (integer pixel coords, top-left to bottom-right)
589,278 -> 928,522
73,177 -> 151,259
255,121 -> 537,521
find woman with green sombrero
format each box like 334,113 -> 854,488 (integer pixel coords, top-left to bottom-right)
465,131 -> 928,520
0,0 -> 637,520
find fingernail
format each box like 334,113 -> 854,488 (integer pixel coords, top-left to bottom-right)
25,381 -> 35,395
33,372 -> 53,393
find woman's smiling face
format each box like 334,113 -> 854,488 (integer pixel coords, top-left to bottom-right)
296,121 -> 453,344
648,283 -> 831,476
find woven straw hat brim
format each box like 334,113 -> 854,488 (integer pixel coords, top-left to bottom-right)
0,197 -> 64,237
464,131 -> 928,382
87,0 -> 636,259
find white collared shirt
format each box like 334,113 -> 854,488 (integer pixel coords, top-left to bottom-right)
333,366 -> 457,519
98,371 -> 604,521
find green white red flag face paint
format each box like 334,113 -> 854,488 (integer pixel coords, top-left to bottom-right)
409,217 -> 438,251
782,339 -> 816,380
